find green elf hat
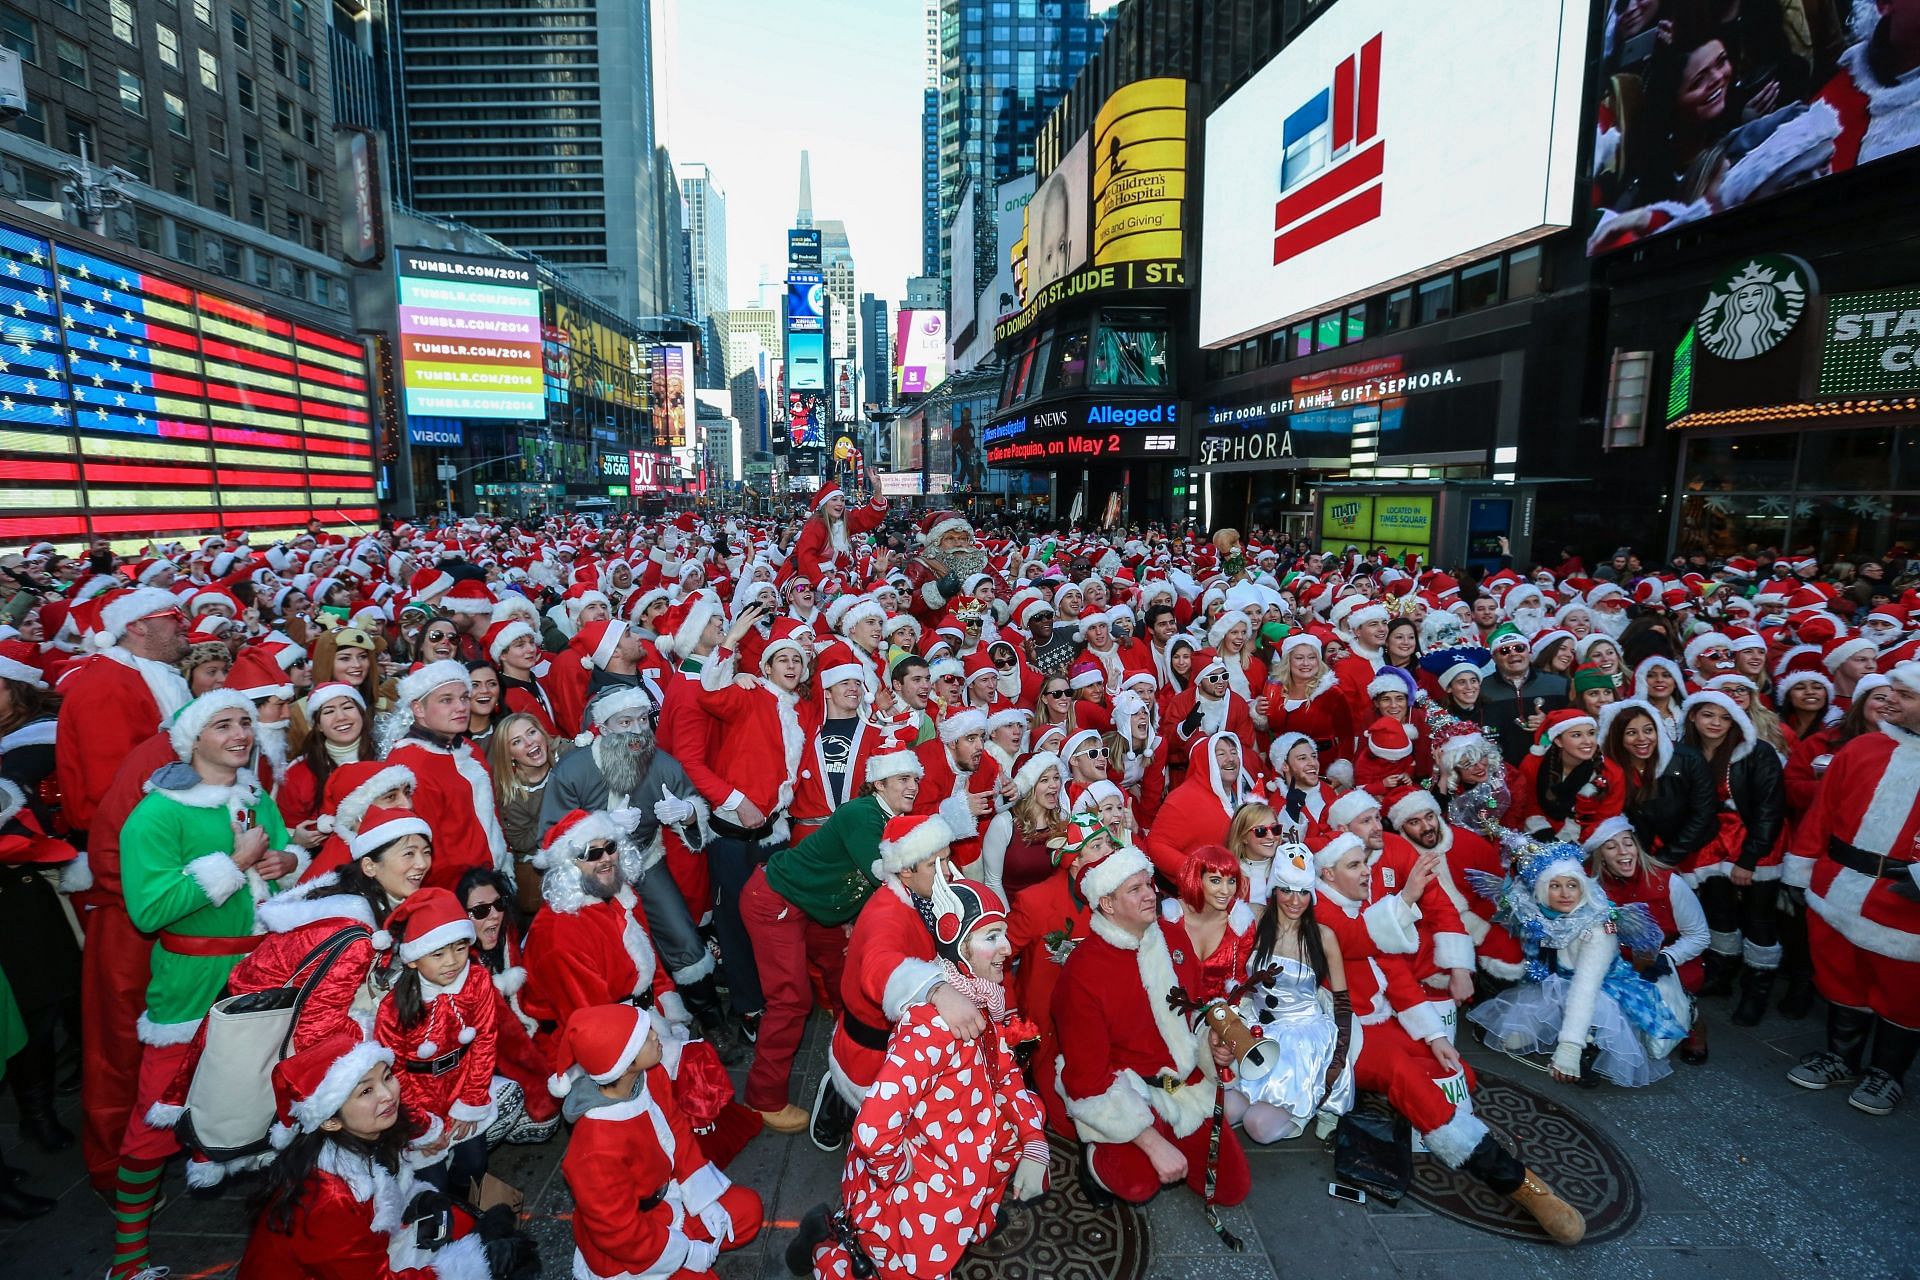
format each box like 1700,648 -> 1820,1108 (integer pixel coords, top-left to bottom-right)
1487,621 -> 1529,653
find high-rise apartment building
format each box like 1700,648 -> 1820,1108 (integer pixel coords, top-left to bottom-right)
0,0 -> 350,314
677,161 -> 728,389
386,0 -> 676,318
816,216 -> 855,367
930,0 -> 1104,296
724,305 -> 778,379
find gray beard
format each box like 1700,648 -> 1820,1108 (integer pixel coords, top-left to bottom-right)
599,728 -> 653,796
578,870 -> 621,902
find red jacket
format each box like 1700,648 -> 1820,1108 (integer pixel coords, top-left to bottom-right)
1142,735 -> 1255,879
55,653 -> 167,834
1262,671 -> 1356,766
693,653 -> 808,830
659,664 -> 734,811
384,736 -> 507,892
829,881 -> 940,1097
521,888 -> 673,1055
372,958 -> 498,1133
791,497 -> 888,578
1503,754 -> 1626,844
237,1150 -> 487,1279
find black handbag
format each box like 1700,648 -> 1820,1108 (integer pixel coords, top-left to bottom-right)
1332,1107 -> 1412,1202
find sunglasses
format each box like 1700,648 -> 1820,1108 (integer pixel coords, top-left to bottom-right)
1045,689 -> 1071,699
424,630 -> 456,643
578,842 -> 616,863
466,899 -> 504,920
1249,824 -> 1283,839
992,655 -> 1018,668
1077,746 -> 1110,759
1202,671 -> 1230,683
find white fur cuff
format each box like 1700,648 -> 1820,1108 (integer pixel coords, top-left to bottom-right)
1362,895 -> 1420,954
1066,1071 -> 1156,1145
1432,932 -> 1475,973
183,852 -> 248,907
428,1233 -> 492,1280
881,958 -> 946,1023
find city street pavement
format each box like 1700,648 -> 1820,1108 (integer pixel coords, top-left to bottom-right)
4,995 -> 1916,1280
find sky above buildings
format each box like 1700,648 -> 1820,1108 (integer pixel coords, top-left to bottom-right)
669,0 -> 926,311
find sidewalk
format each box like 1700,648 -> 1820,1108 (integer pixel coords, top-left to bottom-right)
3,999 -> 1914,1279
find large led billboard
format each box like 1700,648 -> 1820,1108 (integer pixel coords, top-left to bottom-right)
894,310 -> 947,397
1198,0 -> 1585,347
1022,134 -> 1089,301
0,216 -> 376,547
396,249 -> 544,419
1092,77 -> 1187,267
787,273 -> 825,333
649,342 -> 690,448
1589,7 -> 1917,254
786,331 -> 826,391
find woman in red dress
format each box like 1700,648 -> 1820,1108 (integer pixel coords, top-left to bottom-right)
1162,842 -> 1256,1003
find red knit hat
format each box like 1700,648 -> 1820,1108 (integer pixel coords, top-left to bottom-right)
382,886 -> 474,964
546,1002 -> 652,1097
268,1031 -> 393,1149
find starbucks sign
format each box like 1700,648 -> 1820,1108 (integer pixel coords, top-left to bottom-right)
1696,255 -> 1810,360
1821,286 -> 1920,395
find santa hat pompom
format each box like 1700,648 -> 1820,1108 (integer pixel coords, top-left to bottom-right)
370,930 -> 393,952
315,814 -> 336,834
268,1121 -> 298,1151
547,1071 -> 575,1099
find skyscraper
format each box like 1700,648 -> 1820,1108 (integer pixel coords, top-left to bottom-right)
931,0 -> 1105,298
386,0 -> 675,318
861,293 -> 891,408
677,161 -> 729,389
920,0 -> 941,278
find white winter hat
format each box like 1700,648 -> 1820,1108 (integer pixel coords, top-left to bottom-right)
167,690 -> 256,761
395,659 -> 471,709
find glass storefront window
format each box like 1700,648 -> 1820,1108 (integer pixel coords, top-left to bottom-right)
1508,245 -> 1543,297
1345,303 -> 1366,343
1417,276 -> 1454,323
1054,328 -> 1088,389
1315,312 -> 1341,350
1291,321 -> 1312,359
1682,433 -> 1797,493
1797,427 -> 1896,492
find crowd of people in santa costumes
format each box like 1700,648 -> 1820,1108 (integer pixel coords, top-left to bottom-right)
0,501 -> 1917,1274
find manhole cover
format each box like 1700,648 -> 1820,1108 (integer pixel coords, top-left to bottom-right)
955,1133 -> 1150,1279
1405,1072 -> 1644,1246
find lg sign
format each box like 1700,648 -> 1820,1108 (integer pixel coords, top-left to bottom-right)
1200,0 -> 1585,348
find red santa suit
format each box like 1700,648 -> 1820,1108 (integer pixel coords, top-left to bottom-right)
372,959 -> 500,1147
1263,671 -> 1356,774
521,887 -> 679,1056
1603,864 -> 1710,993
1786,720 -> 1920,1027
56,644 -> 186,833
236,1140 -> 492,1280
384,734 -> 509,892
562,1064 -> 763,1280
1006,867 -> 1092,1134
1504,754 -> 1626,845
789,711 -> 885,844
694,649 -> 808,839
1315,868 -> 1490,1164
1143,733 -> 1256,880
1816,33 -> 1920,175
1052,875 -> 1250,1207
1162,682 -> 1259,757
910,724 -> 986,864
811,1002 -> 1048,1279
793,495 -> 889,578
827,878 -> 942,1106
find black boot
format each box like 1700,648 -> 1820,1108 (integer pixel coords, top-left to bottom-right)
1731,968 -> 1777,1028
1577,1042 -> 1603,1089
785,1203 -> 831,1276
0,1156 -> 53,1220
11,1080 -> 72,1153
1077,1143 -> 1114,1209
679,975 -> 748,1066
1700,951 -> 1739,998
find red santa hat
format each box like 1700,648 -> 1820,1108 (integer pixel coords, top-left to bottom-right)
394,659 -> 471,709
1386,788 -> 1443,832
439,578 -> 495,615
1074,842 -> 1151,904
1362,716 -> 1413,762
864,730 -> 925,785
837,596 -> 888,638
532,808 -> 624,870
1793,610 -> 1841,646
760,617 -> 810,672
347,805 -> 431,866
381,886 -> 474,964
1344,601 -> 1390,632
483,618 -> 537,665
1530,709 -> 1598,756
657,590 -> 723,661
937,706 -> 987,743
93,586 -> 184,649
1325,789 -> 1380,831
304,682 -> 366,719
317,762 -> 415,837
878,813 -> 954,874
1822,634 -> 1878,673
0,651 -> 46,689
268,1032 -> 394,1149
575,619 -> 628,671
166,689 -> 256,761
547,1002 -> 652,1098
1313,831 -> 1367,869
919,509 -> 972,547
809,481 -> 846,513
816,641 -> 865,690
1888,661 -> 1920,696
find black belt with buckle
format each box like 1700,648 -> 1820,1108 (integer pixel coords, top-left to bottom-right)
403,1044 -> 468,1077
1829,837 -> 1917,882
841,1008 -> 891,1051
1150,1072 -> 1189,1093
636,1187 -> 664,1212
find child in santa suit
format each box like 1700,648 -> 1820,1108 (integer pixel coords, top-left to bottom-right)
1052,844 -> 1250,1209
553,1003 -> 762,1280
372,888 -> 499,1194
1352,716 -> 1420,812
239,1032 -> 498,1280
792,877 -> 1049,1279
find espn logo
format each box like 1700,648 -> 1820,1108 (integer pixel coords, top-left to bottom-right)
1273,34 -> 1383,266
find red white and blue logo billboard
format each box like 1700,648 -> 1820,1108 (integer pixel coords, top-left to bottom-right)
1273,34 -> 1383,267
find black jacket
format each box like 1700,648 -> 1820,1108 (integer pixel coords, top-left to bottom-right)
1722,744 -> 1786,870
1623,742 -> 1716,867
1479,670 -> 1570,765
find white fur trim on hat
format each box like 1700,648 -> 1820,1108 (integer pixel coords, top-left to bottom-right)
1886,662 -> 1920,696
305,683 -> 367,720
289,1041 -> 394,1134
664,591 -> 722,661
1581,814 -> 1636,855
924,514 -> 971,547
328,765 -> 415,839
1366,672 -> 1408,701
938,708 -> 987,743
864,749 -> 925,785
837,598 -> 887,638
1079,844 -> 1152,904
1534,713 -> 1597,755
397,915 -> 476,964
168,690 -> 256,761
1345,602 -> 1390,631
395,659 -> 471,709
879,815 -> 955,874
1683,631 -> 1733,670
0,656 -> 46,689
985,707 -> 1032,736
1326,789 -> 1380,831
349,813 -> 431,861
1314,832 -> 1366,869
1206,611 -> 1251,647
532,809 -> 622,870
487,619 -> 537,665
1069,665 -> 1106,689
1823,636 -> 1878,672
1386,789 -> 1442,831
587,685 -> 653,729
1013,751 -> 1063,795
1775,668 -> 1836,702
99,586 -> 184,646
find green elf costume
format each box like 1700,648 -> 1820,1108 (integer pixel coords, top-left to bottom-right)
109,689 -> 297,1280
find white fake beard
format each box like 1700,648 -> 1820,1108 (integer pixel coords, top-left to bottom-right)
1592,609 -> 1629,640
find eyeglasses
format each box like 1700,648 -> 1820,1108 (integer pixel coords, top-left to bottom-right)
466,899 -> 505,920
1273,887 -> 1312,899
1249,824 -> 1282,839
578,842 -> 616,863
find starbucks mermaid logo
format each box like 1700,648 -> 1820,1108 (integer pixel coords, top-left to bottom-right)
1697,258 -> 1808,360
